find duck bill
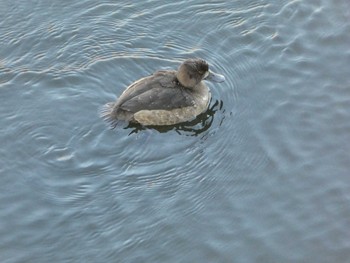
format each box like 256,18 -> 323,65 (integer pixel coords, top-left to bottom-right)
205,70 -> 225,83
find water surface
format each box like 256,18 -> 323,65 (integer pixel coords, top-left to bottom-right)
1,1 -> 350,262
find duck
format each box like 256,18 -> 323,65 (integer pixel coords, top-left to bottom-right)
100,58 -> 225,127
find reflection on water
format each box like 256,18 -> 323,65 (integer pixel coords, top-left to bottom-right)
1,0 -> 350,262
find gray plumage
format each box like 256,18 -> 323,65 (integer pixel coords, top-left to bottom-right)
100,58 -> 225,127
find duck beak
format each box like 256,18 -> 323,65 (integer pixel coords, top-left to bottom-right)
204,70 -> 225,83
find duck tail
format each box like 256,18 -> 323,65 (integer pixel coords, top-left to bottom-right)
99,102 -> 119,129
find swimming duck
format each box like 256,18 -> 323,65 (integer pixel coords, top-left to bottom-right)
100,58 -> 225,127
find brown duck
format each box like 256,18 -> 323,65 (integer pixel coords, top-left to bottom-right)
100,58 -> 225,127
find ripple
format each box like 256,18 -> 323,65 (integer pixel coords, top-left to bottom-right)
2,0 -> 350,262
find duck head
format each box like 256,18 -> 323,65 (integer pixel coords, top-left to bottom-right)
176,58 -> 225,89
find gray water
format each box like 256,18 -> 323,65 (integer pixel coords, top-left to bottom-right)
1,1 -> 350,262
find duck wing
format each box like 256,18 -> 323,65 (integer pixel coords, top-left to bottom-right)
116,70 -> 174,107
117,70 -> 194,113
119,86 -> 194,113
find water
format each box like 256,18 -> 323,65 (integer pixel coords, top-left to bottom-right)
1,1 -> 350,262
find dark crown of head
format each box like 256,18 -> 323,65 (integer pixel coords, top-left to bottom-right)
185,58 -> 209,72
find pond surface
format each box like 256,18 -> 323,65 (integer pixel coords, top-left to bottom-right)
1,1 -> 350,262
